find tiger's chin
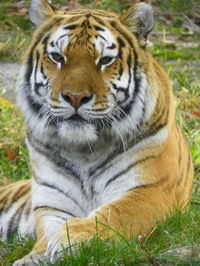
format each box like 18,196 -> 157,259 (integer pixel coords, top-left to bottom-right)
58,122 -> 99,145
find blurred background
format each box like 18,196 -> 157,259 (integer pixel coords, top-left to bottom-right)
0,1 -> 199,264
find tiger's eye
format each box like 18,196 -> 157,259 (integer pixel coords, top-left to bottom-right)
51,52 -> 64,63
99,56 -> 113,66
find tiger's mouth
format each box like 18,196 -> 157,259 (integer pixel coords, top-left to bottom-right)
60,108 -> 117,130
68,114 -> 86,122
64,112 -> 110,132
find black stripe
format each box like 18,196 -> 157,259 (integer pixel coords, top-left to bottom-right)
177,125 -> 182,166
117,37 -> 125,47
40,65 -> 47,79
0,190 -> 13,213
138,95 -> 146,128
27,95 -> 43,114
67,16 -> 83,23
185,149 -> 192,186
177,146 -> 192,188
85,14 -> 92,19
49,214 -> 70,221
7,201 -> 27,238
98,34 -> 107,42
64,25 -> 78,30
92,13 -> 114,19
23,199 -> 32,218
139,123 -> 168,147
56,33 -> 68,45
33,175 -> 84,213
12,184 -> 29,202
150,107 -> 167,131
127,176 -> 168,192
42,34 -> 50,45
33,206 -> 76,218
25,49 -> 33,84
111,82 -> 125,92
42,34 -> 50,55
94,26 -> 105,31
105,155 -> 158,189
89,147 -> 121,178
93,17 -> 106,26
117,37 -> 125,59
27,133 -> 81,180
81,19 -> 92,29
45,115 -> 63,127
118,64 -> 123,80
110,21 -> 135,50
50,41 -> 55,47
34,51 -> 41,95
107,43 -> 116,50
0,184 -> 29,214
177,168 -> 184,187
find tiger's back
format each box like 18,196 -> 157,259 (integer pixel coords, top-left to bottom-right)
0,180 -> 33,240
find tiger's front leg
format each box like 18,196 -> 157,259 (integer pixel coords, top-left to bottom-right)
13,208 -> 75,266
46,186 -> 176,262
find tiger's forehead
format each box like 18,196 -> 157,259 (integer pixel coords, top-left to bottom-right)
47,13 -> 119,56
56,8 -> 118,20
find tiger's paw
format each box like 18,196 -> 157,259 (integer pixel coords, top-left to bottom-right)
45,218 -> 95,263
13,251 -> 47,266
45,228 -> 72,263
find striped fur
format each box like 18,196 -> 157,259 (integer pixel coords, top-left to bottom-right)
0,1 -> 193,265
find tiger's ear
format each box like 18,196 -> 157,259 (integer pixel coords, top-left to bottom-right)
29,0 -> 55,27
121,2 -> 154,45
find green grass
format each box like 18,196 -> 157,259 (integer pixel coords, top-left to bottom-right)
0,210 -> 200,265
0,0 -> 200,265
0,99 -> 30,185
159,0 -> 194,12
152,45 -> 200,61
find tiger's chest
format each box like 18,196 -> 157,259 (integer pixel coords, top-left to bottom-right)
29,141 -> 142,217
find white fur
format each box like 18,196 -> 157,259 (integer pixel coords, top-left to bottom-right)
94,28 -> 118,70
48,26 -> 70,54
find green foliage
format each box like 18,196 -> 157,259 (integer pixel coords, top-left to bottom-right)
0,235 -> 35,265
0,35 -> 30,62
159,0 -> 194,12
0,0 -> 31,32
152,45 -> 200,61
0,99 -> 30,185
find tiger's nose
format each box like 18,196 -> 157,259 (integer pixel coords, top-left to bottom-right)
61,91 -> 93,108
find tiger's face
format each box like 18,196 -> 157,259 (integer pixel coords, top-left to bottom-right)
18,2 -> 154,145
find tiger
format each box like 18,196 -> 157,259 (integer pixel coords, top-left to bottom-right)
0,0 -> 193,265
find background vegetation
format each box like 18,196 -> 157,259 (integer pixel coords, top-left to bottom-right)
0,0 -> 200,265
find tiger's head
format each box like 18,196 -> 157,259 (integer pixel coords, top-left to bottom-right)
18,0 -> 156,145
